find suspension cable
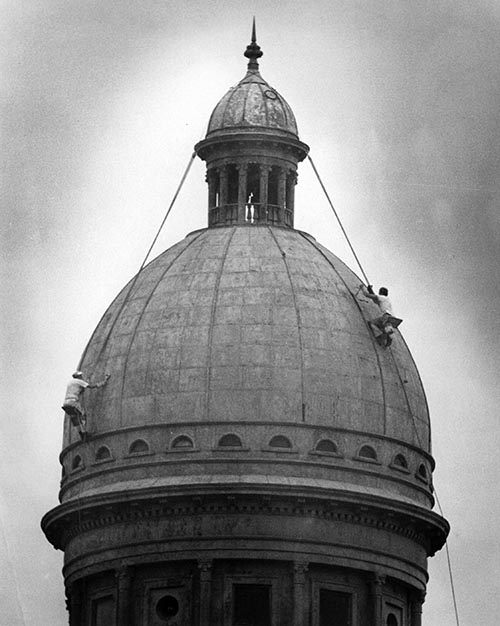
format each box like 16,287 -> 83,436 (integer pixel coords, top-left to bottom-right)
136,150 -> 197,277
83,150 -> 197,366
392,359 -> 461,626
308,155 -> 371,285
308,153 -> 460,625
434,493 -> 461,625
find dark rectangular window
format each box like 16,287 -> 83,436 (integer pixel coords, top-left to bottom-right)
91,595 -> 115,626
233,583 -> 271,626
319,589 -> 351,626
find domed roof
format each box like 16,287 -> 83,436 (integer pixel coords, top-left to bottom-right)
76,225 -> 429,450
206,70 -> 299,138
205,27 -> 299,139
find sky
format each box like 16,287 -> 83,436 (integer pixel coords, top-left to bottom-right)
2,1 -> 500,624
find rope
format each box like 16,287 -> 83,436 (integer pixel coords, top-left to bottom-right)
392,356 -> 461,626
307,155 -> 371,286
434,492 -> 461,626
307,154 -> 460,625
84,150 -> 197,367
133,150 -> 197,285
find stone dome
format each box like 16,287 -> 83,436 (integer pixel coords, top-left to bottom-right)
206,69 -> 299,139
44,33 -> 448,620
60,224 -> 435,514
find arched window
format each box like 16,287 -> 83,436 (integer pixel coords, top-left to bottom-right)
417,464 -> 428,481
315,439 -> 338,454
171,435 -> 194,450
269,435 -> 292,449
392,453 -> 408,470
387,613 -> 398,626
129,439 -> 150,455
358,445 -> 378,460
71,455 -> 83,471
218,434 -> 242,448
95,445 -> 112,462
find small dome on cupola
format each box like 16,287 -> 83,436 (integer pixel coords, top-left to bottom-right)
207,24 -> 299,139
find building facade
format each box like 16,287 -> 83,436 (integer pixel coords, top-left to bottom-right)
42,29 -> 449,626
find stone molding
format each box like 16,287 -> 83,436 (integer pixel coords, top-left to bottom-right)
43,488 -> 448,558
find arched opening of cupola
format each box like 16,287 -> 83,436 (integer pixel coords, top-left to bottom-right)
268,166 -> 279,206
246,163 -> 261,208
227,165 -> 239,206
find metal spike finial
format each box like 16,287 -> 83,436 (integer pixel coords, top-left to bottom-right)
244,17 -> 263,70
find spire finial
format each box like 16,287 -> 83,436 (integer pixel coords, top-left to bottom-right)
244,17 -> 263,71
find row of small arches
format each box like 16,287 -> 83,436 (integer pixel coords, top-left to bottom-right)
69,435 -> 429,482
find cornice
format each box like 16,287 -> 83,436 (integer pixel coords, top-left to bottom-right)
42,484 -> 449,557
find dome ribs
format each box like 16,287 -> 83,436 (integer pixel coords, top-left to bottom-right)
205,227 -> 237,421
267,227 -> 307,422
386,342 -> 431,451
296,231 -> 388,433
78,236 -> 198,439
116,232 -> 206,428
74,226 -> 430,454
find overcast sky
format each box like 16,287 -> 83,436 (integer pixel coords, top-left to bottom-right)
2,1 -> 500,624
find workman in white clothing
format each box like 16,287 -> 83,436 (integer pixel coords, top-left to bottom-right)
362,285 -> 396,343
62,371 -> 110,437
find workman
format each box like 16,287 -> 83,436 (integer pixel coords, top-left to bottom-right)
362,285 -> 395,340
62,371 -> 110,435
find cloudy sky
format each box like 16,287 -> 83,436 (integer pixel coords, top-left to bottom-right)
2,1 -> 500,624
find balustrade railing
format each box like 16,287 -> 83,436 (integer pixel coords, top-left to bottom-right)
208,203 -> 293,227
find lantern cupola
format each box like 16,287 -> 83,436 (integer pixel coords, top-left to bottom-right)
195,22 -> 309,228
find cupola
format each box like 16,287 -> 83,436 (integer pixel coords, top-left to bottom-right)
195,22 -> 309,228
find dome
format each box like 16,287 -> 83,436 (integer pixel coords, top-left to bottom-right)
61,224 -> 434,511
44,31 -> 448,621
206,70 -> 299,138
205,24 -> 299,139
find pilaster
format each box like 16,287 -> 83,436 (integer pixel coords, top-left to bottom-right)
198,559 -> 213,626
371,572 -> 385,626
116,566 -> 133,626
293,561 -> 309,626
410,590 -> 426,626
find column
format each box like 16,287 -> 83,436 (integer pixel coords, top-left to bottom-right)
116,566 -> 133,626
293,561 -> 309,626
259,165 -> 270,223
286,170 -> 297,226
198,560 -> 213,626
410,590 -> 426,626
371,573 -> 385,626
208,169 -> 218,209
219,166 -> 228,209
277,168 -> 287,224
237,163 -> 248,223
